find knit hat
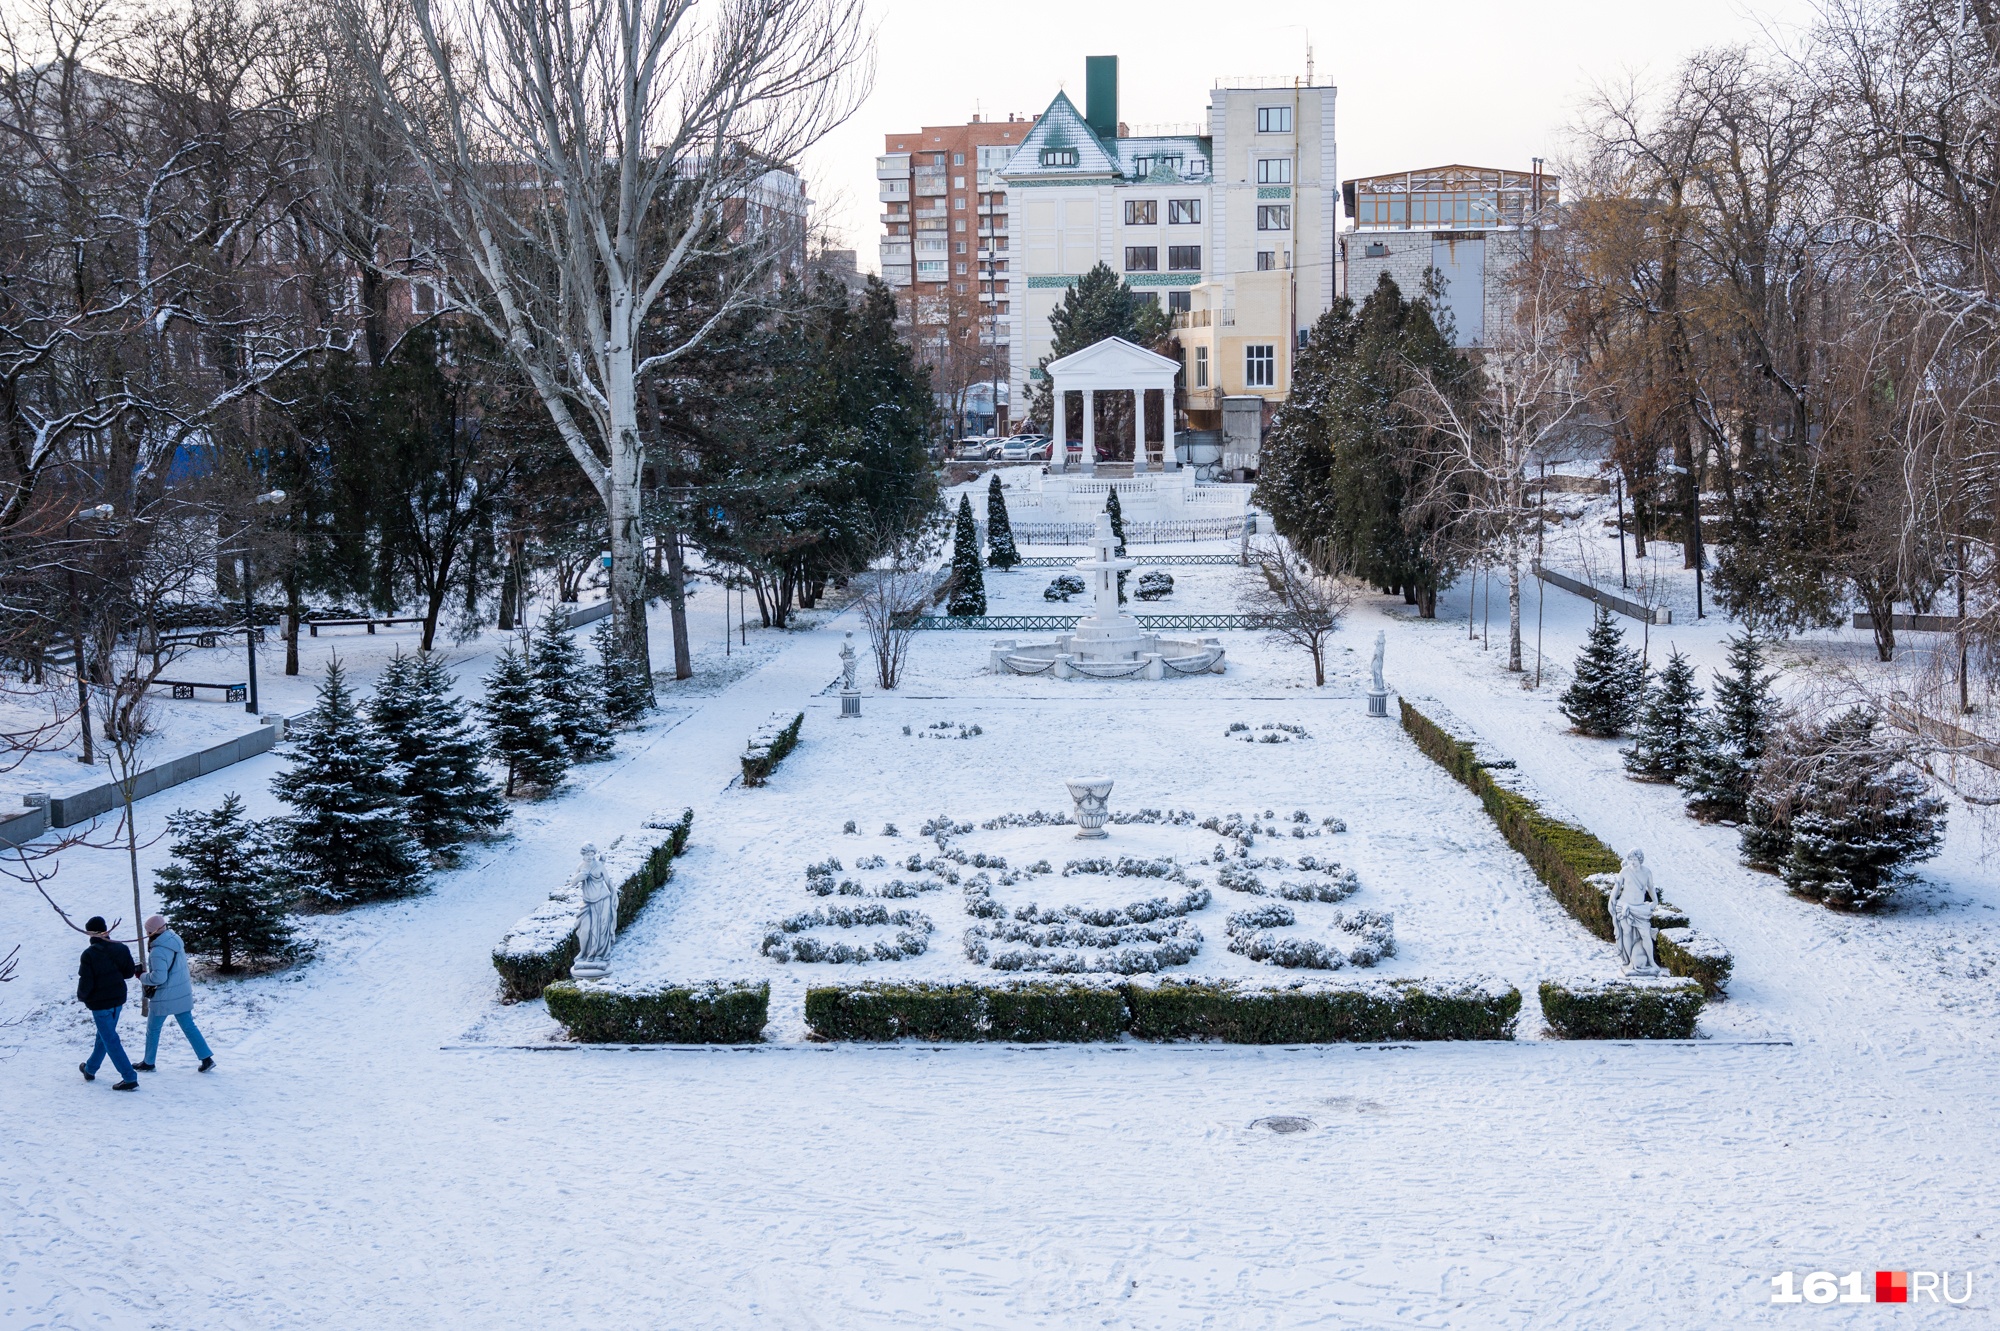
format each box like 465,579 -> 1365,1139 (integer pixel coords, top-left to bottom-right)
84,916 -> 108,934
144,915 -> 167,936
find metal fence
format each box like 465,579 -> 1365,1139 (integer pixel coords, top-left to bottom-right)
907,612 -> 1286,632
1015,553 -> 1241,567
1009,517 -> 1248,545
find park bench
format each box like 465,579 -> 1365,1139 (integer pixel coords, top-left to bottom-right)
155,625 -> 265,651
151,679 -> 247,702
306,615 -> 427,637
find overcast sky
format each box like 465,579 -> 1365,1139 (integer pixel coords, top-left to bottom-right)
801,0 -> 1822,269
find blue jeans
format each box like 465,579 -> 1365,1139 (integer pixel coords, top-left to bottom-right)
145,1010 -> 212,1064
84,1006 -> 136,1081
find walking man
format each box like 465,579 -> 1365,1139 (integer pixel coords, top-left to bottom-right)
77,916 -> 139,1091
134,915 -> 214,1073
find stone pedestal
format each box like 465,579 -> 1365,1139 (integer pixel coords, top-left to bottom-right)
570,959 -> 610,980
840,691 -> 860,718
1368,691 -> 1389,718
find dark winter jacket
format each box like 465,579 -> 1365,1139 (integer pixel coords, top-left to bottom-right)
76,937 -> 136,1011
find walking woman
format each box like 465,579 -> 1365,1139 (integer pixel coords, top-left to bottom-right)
134,915 -> 215,1073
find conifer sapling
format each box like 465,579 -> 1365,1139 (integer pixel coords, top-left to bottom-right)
1559,608 -> 1644,736
985,473 -> 1020,568
152,793 -> 296,972
481,643 -> 569,795
593,618 -> 654,724
1622,649 -> 1705,781
532,607 -> 613,759
1679,631 -> 1779,822
947,493 -> 986,616
370,650 -> 508,852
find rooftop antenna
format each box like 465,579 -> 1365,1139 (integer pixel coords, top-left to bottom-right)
1306,35 -> 1314,85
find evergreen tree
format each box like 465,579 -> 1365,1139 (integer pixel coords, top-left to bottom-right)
1026,262 -> 1170,428
947,493 -> 986,615
481,644 -> 568,795
531,607 -> 613,759
1622,649 -> 1705,780
1679,631 -> 1780,821
985,473 -> 1020,568
1559,608 -> 1645,736
152,794 -> 295,972
273,660 -> 427,906
370,650 -> 508,852
1105,487 -> 1129,602
593,618 -> 654,724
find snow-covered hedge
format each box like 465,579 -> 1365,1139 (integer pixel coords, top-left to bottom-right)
1654,928 -> 1734,997
1223,905 -> 1394,970
1401,698 -> 1735,996
491,806 -> 694,1002
1538,978 -> 1705,1039
1125,976 -> 1521,1043
803,980 -> 1128,1042
760,903 -> 933,964
741,711 -> 804,787
544,979 -> 769,1043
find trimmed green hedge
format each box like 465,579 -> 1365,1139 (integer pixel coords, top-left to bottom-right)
742,712 -> 804,787
1401,699 -> 1732,992
803,980 -> 1127,1042
545,980 -> 770,1043
1655,927 -> 1734,997
491,807 -> 695,1002
1539,979 -> 1704,1039
1127,978 -> 1520,1043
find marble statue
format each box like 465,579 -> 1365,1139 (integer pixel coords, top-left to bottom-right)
1609,848 -> 1662,976
569,843 -> 618,979
840,632 -> 858,691
1066,777 -> 1114,839
1370,631 -> 1387,694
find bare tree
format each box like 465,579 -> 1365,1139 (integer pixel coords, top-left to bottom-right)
851,517 -> 942,690
1246,538 -> 1354,686
337,0 -> 868,692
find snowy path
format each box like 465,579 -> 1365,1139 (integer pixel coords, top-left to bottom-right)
3,577 -> 1995,1327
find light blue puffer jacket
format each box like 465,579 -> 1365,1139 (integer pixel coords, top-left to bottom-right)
140,928 -> 195,1016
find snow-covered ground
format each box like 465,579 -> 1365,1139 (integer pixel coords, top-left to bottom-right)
3,533 -> 1995,1328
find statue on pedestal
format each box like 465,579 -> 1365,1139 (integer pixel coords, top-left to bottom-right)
839,632 -> 861,717
1609,848 -> 1663,976
569,843 -> 617,979
1367,630 -> 1389,716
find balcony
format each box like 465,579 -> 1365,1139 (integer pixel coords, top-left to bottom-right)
878,180 -> 909,201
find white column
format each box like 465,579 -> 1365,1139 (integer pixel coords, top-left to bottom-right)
1132,388 -> 1149,474
1082,388 -> 1096,476
1163,384 -> 1178,471
1050,383 -> 1066,473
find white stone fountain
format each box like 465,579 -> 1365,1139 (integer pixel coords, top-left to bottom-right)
991,512 -> 1226,680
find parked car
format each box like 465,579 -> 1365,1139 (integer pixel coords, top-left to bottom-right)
999,434 -> 1047,461
955,436 -> 997,460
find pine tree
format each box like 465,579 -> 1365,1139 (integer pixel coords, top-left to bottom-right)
985,473 -> 1020,568
593,618 -> 654,724
481,644 -> 568,795
1105,487 -> 1129,602
273,659 -> 427,906
1622,649 -> 1705,780
1679,631 -> 1779,822
532,607 -> 613,759
1559,608 -> 1644,736
371,650 -> 508,852
1026,262 -> 1171,427
1755,708 -> 1947,908
152,794 -> 295,972
947,493 -> 986,615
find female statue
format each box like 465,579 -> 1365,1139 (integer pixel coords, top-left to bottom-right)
569,843 -> 618,979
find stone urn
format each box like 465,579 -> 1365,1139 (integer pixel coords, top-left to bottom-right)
1066,777 -> 1114,839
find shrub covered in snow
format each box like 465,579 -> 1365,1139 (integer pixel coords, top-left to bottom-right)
544,979 -> 769,1044
741,712 -> 804,787
761,903 -> 934,964
1134,570 -> 1175,601
1223,904 -> 1393,969
1125,977 -> 1521,1042
1538,978 -> 1704,1039
1043,573 -> 1086,602
965,918 -> 1204,974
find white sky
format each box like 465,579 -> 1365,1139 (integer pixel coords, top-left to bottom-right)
802,0 -> 1821,269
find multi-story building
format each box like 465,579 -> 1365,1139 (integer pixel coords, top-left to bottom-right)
1337,164 -> 1558,347
1000,57 -> 1337,471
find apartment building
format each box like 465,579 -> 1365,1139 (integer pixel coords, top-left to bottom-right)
1338,164 -> 1558,347
999,57 -> 1337,466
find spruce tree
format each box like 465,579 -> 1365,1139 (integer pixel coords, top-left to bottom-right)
947,493 -> 986,615
273,659 -> 427,906
532,607 -> 613,759
985,473 -> 1020,568
1679,631 -> 1779,822
152,793 -> 295,972
370,650 -> 508,852
1559,608 -> 1644,736
1105,487 -> 1129,602
481,644 -> 568,795
593,618 -> 654,724
1622,650 -> 1705,780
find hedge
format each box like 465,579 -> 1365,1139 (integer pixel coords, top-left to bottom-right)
545,980 -> 770,1043
1539,979 -> 1705,1039
1401,699 -> 1733,993
803,980 -> 1127,1042
1655,927 -> 1734,997
491,807 -> 695,1002
742,712 -> 805,787
1126,977 -> 1520,1043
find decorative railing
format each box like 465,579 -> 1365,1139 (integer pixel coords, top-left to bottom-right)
1016,553 -> 1240,567
899,612 -> 1289,632
1011,517 -> 1248,544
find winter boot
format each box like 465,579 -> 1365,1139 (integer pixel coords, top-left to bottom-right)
198,1057 -> 216,1073
133,1062 -> 155,1072
112,1080 -> 138,1091
79,1062 -> 94,1082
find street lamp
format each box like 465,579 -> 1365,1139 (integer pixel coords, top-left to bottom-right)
66,504 -> 115,763
241,490 -> 286,714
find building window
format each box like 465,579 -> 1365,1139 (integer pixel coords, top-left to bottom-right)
953,152 -> 965,166
955,219 -> 965,231
1124,246 -> 1158,272
1246,344 -> 1275,387
1257,205 -> 1291,231
998,301 -> 1010,314
1257,106 -> 1292,133
1256,250 -> 1276,270
932,153 -> 946,165
953,176 -> 965,189
1040,148 -> 1076,167
1168,291 -> 1191,313
954,241 -> 966,254
954,196 -> 965,209
1195,346 -> 1209,388
917,260 -> 946,278
1167,245 -> 1201,271
956,263 -> 967,275
1256,158 -> 1291,185
1123,199 -> 1157,226
1168,199 -> 1201,224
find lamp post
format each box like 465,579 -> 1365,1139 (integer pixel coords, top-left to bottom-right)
65,504 -> 115,763
242,490 -> 286,714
